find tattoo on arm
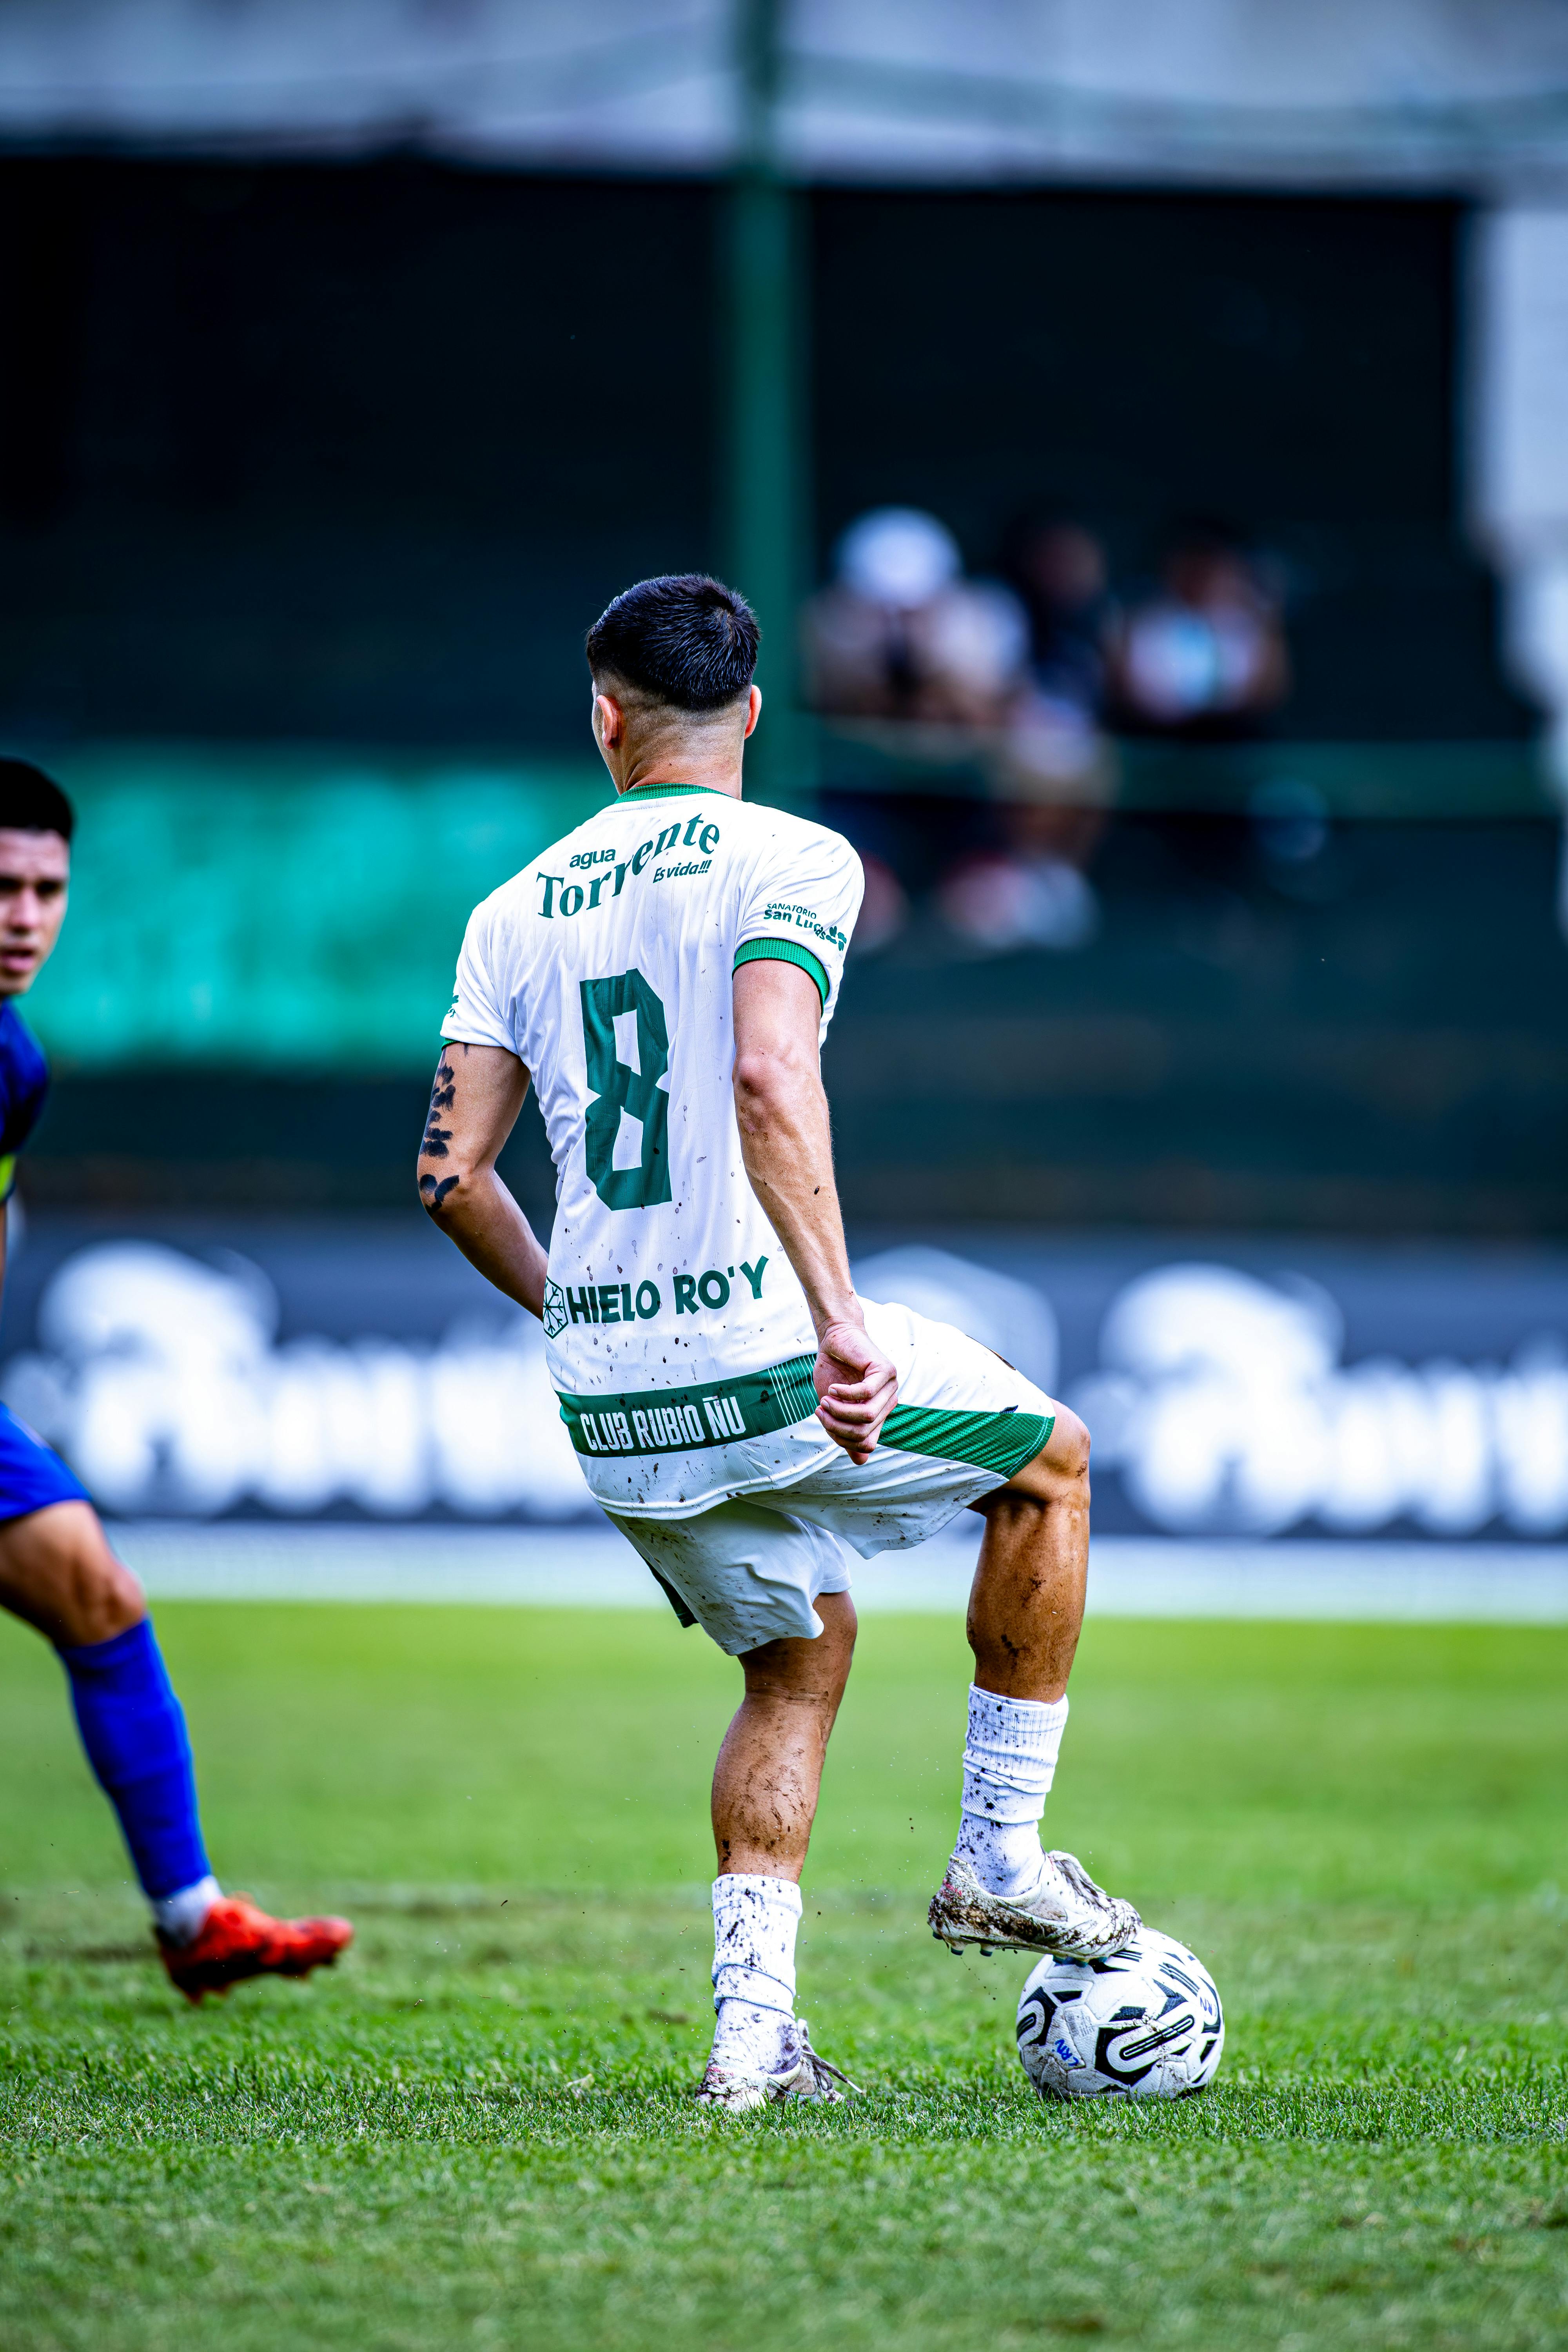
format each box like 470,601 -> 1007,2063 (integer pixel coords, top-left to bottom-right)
419,1173 -> 459,1209
420,1056 -> 457,1160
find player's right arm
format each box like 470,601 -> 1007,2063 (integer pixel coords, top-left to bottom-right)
416,1042 -> 549,1317
732,957 -> 897,1464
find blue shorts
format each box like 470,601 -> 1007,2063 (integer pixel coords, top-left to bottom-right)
0,1401 -> 91,1524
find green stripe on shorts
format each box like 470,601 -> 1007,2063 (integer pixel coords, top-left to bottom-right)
879,1403 -> 1054,1479
557,1353 -> 818,1459
556,1359 -> 1052,1480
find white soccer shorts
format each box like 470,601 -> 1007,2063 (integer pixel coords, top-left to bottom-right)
610,1299 -> 1060,1655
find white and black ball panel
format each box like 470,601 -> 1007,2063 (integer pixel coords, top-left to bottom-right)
1016,1927 -> 1224,2100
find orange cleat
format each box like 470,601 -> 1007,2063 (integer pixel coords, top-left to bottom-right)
157,1892 -> 354,2005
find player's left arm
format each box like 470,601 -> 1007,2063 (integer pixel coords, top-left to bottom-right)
416,1041 -> 549,1316
732,958 -> 897,1462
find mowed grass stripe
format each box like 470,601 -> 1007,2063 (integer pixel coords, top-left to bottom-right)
0,1606 -> 1564,2350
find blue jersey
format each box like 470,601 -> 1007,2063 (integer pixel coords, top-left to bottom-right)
0,1000 -> 83,1518
0,999 -> 48,1201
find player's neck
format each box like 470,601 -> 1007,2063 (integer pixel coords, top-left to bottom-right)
617,758 -> 743,800
610,733 -> 745,800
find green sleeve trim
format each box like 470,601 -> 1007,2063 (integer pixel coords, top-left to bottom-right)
734,936 -> 830,1006
0,1154 -> 15,1202
879,1404 -> 1055,1480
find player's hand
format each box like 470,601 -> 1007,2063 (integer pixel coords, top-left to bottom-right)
813,1318 -> 898,1465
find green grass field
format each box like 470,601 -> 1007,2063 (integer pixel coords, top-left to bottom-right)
1,1600 -> 1565,2350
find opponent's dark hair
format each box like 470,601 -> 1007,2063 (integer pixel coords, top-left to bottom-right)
585,574 -> 759,712
0,758 -> 73,842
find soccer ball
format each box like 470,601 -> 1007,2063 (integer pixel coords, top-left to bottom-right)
1016,1927 -> 1224,2100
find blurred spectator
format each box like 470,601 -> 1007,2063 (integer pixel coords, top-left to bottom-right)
936,515 -> 1118,955
805,506 -> 1028,958
1108,524 -> 1289,739
802,507 -> 1029,727
806,505 -> 1116,958
993,511 -> 1120,818
1005,516 -> 1116,718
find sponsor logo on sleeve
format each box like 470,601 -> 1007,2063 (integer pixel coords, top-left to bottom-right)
761,901 -> 847,951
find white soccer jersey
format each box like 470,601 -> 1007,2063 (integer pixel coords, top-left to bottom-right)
441,782 -> 864,1517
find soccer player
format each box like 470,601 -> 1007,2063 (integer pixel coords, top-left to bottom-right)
420,576 -> 1138,2111
0,759 -> 352,2001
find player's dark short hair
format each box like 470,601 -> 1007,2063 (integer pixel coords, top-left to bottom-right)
0,758 -> 73,843
585,574 -> 760,712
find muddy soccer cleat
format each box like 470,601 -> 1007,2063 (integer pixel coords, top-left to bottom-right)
697,2020 -> 860,2113
695,2060 -> 771,2114
761,2019 -> 859,2105
157,1892 -> 354,2004
928,1851 -> 1140,1963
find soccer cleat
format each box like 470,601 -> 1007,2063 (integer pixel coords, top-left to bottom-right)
928,1851 -> 1140,1963
696,2020 -> 860,2113
762,2019 -> 860,2105
156,1892 -> 354,2005
695,2061 -> 770,2114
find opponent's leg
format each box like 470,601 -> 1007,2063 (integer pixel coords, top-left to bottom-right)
929,1408 -> 1140,1961
0,1500 -> 352,2000
701,1590 -> 857,2109
0,1501 -> 218,1929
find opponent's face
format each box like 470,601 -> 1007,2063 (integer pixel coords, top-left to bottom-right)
0,828 -> 69,996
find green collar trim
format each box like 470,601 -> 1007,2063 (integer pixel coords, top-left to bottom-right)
618,783 -> 728,802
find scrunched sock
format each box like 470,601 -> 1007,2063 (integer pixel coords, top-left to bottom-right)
952,1684 -> 1069,1898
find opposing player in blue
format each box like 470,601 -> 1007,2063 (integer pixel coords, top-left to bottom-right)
0,759 -> 352,2000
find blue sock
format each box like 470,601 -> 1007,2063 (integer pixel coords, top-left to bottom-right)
56,1617 -> 211,1904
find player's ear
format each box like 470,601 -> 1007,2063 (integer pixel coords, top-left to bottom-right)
593,691 -> 624,750
742,684 -> 762,739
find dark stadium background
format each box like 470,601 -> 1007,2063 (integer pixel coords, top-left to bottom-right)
0,158 -> 1555,1229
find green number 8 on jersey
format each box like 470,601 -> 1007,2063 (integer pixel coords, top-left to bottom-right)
581,969 -> 673,1210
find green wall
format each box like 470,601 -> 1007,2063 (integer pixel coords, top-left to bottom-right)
33,748 -> 607,1073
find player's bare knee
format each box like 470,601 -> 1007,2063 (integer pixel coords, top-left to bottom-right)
0,1504 -> 147,1646
66,1534 -> 145,1644
1046,1405 -> 1091,1487
1044,1402 -> 1091,1496
1004,1403 -> 1091,1506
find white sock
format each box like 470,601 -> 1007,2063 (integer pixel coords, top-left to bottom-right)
953,1686 -> 1069,1898
151,1874 -> 221,1946
710,1997 -> 799,2076
710,1873 -> 801,2075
